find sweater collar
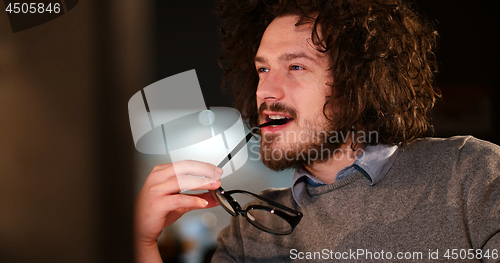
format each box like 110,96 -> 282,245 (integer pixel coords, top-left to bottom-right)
291,144 -> 399,206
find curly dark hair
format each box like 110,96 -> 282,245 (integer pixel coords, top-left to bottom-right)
216,0 -> 440,146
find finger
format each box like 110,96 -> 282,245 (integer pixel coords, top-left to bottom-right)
150,163 -> 171,173
148,160 -> 223,185
151,175 -> 220,193
162,192 -> 220,227
144,163 -> 175,186
170,160 -> 223,180
161,193 -> 212,214
177,175 -> 222,192
173,161 -> 222,191
192,192 -> 220,208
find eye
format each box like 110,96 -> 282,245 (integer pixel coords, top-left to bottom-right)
290,65 -> 305,71
257,67 -> 269,73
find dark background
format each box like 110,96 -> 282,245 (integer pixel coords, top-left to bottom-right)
0,0 -> 498,262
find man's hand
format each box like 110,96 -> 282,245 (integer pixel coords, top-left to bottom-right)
134,160 -> 223,263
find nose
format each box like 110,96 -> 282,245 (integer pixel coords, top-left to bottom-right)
256,71 -> 285,103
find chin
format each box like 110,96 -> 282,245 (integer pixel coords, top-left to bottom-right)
260,154 -> 298,171
259,136 -> 342,171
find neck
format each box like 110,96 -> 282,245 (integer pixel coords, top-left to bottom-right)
304,143 -> 364,184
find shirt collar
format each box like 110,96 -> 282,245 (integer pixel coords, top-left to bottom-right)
291,144 -> 399,206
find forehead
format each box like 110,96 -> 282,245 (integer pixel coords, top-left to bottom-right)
257,15 -> 322,61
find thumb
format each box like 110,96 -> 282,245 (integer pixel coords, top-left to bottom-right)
163,194 -> 216,227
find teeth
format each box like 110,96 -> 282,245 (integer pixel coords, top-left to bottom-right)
269,115 -> 288,120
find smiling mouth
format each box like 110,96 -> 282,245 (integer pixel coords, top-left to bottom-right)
262,115 -> 294,127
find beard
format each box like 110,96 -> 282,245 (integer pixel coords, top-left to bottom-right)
257,101 -> 345,171
259,121 -> 343,171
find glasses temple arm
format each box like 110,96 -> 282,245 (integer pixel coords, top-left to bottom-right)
216,128 -> 258,169
216,119 -> 287,169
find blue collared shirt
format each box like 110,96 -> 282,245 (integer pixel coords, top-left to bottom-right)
291,144 -> 399,206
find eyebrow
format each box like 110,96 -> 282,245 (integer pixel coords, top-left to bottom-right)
254,52 -> 317,64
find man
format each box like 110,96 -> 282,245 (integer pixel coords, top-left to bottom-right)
135,0 -> 500,262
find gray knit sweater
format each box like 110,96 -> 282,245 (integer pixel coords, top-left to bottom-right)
212,136 -> 500,262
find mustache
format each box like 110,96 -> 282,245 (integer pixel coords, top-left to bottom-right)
258,102 -> 298,120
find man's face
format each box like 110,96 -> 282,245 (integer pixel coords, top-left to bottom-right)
255,15 -> 334,170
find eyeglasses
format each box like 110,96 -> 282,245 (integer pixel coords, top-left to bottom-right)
209,119 -> 303,235
210,187 -> 302,235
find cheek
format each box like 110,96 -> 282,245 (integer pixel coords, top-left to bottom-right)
300,91 -> 327,109
298,96 -> 329,124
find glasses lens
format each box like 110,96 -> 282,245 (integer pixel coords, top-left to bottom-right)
246,208 -> 292,235
215,191 -> 237,216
